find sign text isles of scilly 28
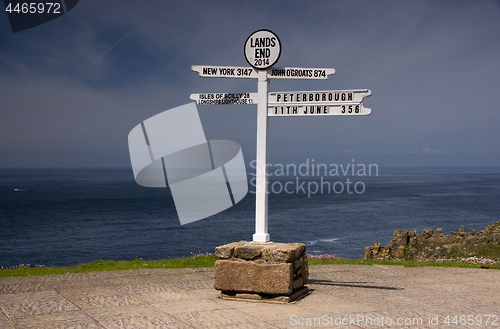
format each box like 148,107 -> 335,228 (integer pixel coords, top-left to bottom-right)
190,29 -> 372,242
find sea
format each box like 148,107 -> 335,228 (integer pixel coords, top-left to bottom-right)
1,167 -> 499,268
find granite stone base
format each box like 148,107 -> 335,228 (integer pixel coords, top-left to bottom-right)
219,286 -> 312,304
214,241 -> 308,299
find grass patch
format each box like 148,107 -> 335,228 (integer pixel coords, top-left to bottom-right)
1,256 -> 498,279
0,256 -> 218,279
307,257 -> 500,269
474,243 -> 500,261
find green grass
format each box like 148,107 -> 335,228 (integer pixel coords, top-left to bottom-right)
473,243 -> 500,261
0,256 -> 219,279
1,256 -> 497,279
307,258 -> 500,269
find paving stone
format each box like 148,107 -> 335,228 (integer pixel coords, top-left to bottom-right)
58,287 -> 141,310
118,278 -> 213,295
185,287 -> 220,299
97,316 -> 191,329
0,308 -> 13,328
0,277 -> 45,285
0,265 -> 498,328
10,311 -> 102,329
152,299 -> 228,314
43,273 -> 99,283
170,279 -> 213,290
174,308 -> 274,329
46,277 -> 109,290
86,304 -> 190,328
133,291 -> 198,303
84,303 -> 163,319
118,282 -> 181,294
57,286 -> 124,297
237,303 -> 324,323
97,275 -> 167,286
78,294 -> 140,310
0,290 -> 78,317
0,282 -> 51,294
92,269 -> 194,279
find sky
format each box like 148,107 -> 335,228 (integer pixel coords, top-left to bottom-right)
1,0 -> 499,168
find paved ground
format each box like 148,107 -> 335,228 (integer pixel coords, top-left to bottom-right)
0,265 -> 498,328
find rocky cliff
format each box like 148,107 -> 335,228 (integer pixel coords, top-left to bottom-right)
365,222 -> 500,261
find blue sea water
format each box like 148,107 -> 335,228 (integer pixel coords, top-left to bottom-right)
0,167 -> 499,267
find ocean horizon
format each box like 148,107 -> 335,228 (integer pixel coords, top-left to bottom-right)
1,166 -> 499,268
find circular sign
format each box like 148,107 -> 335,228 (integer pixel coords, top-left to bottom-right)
244,29 -> 281,70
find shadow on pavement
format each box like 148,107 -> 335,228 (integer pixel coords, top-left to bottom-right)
308,279 -> 404,290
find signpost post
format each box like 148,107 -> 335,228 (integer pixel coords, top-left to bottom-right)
191,29 -> 371,243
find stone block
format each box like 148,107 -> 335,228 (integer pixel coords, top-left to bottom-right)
293,258 -> 302,271
300,255 -> 309,284
215,241 -> 247,259
288,243 -> 306,256
215,241 -> 305,263
271,243 -> 302,262
214,260 -> 293,295
234,244 -> 266,260
292,277 -> 303,290
261,246 -> 274,261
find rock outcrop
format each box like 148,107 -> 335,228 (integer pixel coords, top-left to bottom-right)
365,222 -> 500,261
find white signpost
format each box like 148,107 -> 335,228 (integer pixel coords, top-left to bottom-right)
191,65 -> 335,80
268,89 -> 372,116
191,29 -> 371,243
190,92 -> 258,105
267,67 -> 335,79
192,66 -> 258,79
268,104 -> 372,116
268,89 -> 371,104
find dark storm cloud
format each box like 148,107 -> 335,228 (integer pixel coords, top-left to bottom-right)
0,0 -> 499,167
